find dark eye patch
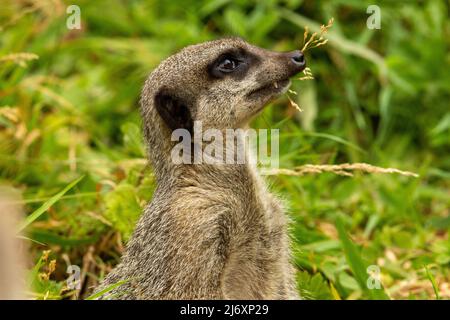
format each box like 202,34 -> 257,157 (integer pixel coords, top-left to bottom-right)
207,47 -> 259,80
216,57 -> 239,73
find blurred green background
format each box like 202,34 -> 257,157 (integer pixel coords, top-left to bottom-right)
0,0 -> 449,299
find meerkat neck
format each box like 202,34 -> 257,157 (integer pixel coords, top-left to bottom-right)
152,129 -> 260,185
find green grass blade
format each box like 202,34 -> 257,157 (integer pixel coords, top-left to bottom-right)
425,265 -> 441,300
85,279 -> 129,300
279,131 -> 366,153
303,132 -> 366,154
18,175 -> 84,232
329,282 -> 341,300
17,235 -> 46,246
28,252 -> 46,289
336,217 -> 389,300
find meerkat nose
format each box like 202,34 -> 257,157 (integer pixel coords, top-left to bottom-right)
290,50 -> 306,67
276,50 -> 306,77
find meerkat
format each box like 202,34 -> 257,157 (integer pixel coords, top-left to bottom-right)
98,37 -> 307,299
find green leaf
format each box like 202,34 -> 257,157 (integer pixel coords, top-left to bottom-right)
296,271 -> 333,300
104,183 -> 142,241
301,239 -> 341,252
339,272 -> 359,291
121,122 -> 145,157
18,176 -> 84,232
336,217 -> 389,300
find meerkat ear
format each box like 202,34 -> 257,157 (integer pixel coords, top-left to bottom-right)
154,89 -> 193,134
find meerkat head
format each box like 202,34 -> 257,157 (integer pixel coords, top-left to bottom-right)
140,38 -> 306,172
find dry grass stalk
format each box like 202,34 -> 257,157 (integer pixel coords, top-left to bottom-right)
301,17 -> 334,52
286,18 -> 334,110
297,18 -> 334,82
263,163 -> 419,178
298,67 -> 314,81
287,95 -> 302,112
0,53 -> 39,67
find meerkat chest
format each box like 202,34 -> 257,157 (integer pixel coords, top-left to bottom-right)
223,186 -> 290,299
233,171 -> 288,251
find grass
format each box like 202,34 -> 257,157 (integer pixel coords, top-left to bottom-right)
17,175 -> 84,232
263,163 -> 419,177
0,0 -> 449,300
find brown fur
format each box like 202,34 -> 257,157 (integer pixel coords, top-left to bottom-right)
96,38 -> 306,299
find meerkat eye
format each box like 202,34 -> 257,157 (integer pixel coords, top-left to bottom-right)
217,57 -> 239,73
208,50 -> 250,78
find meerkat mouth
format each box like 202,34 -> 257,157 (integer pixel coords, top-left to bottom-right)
247,79 -> 291,100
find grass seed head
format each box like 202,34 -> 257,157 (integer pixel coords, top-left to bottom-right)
301,17 -> 334,52
286,18 -> 334,110
288,95 -> 302,112
263,163 -> 419,178
0,52 -> 39,67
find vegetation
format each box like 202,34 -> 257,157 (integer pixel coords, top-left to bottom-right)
0,0 -> 449,300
